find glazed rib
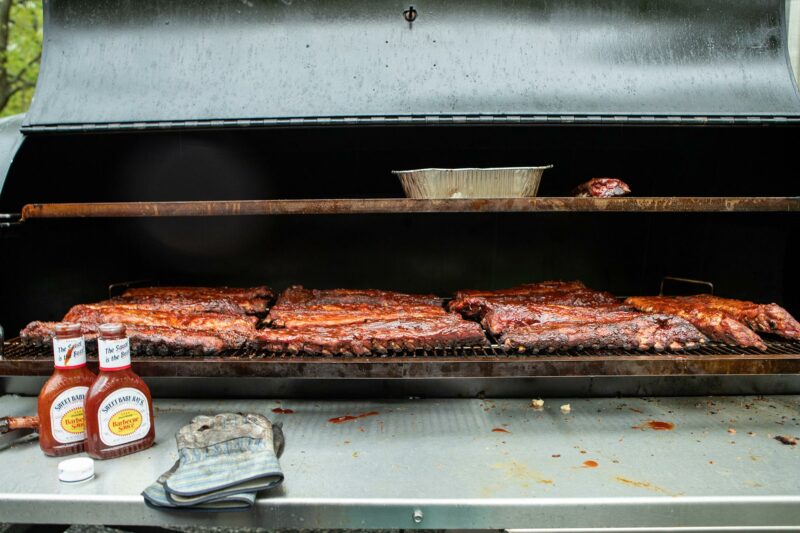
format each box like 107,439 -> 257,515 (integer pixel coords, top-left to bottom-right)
255,315 -> 488,356
269,304 -> 447,328
261,286 -> 484,355
625,296 -> 768,350
21,321 -> 228,355
501,312 -> 706,352
680,295 -> 800,341
450,281 -> 621,318
572,178 -> 631,198
274,285 -> 443,307
480,301 -> 632,336
120,286 -> 273,314
105,297 -> 248,315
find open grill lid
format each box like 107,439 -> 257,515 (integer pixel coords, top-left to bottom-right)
22,0 -> 800,131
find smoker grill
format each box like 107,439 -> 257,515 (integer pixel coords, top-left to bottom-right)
1,0 -> 800,530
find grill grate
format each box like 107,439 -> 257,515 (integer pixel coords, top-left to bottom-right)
4,337 -> 800,379
3,337 -> 799,360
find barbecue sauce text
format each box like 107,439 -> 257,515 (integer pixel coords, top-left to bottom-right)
37,323 -> 96,457
84,323 -> 155,459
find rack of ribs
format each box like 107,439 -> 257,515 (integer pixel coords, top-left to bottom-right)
450,281 -> 622,319
105,297 -> 249,315
120,286 -> 273,314
274,285 -> 443,307
500,309 -> 707,352
21,321 -> 229,355
261,286 -> 486,355
21,302 -> 259,353
626,295 -> 800,350
479,301 -> 632,336
268,304 -> 448,328
572,178 -> 631,198
255,315 -> 487,356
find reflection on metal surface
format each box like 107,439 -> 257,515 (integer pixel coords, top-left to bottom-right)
24,1 -> 800,129
0,395 -> 798,529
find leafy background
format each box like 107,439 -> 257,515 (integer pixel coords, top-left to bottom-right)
0,0 -> 42,117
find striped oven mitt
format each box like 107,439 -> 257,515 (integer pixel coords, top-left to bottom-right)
143,413 -> 284,510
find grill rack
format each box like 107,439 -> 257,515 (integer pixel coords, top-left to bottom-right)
3,337 -> 800,378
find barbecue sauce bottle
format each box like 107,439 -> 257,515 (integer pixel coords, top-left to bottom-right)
84,323 -> 155,459
37,323 -> 96,457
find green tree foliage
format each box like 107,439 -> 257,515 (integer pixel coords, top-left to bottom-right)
0,0 -> 42,117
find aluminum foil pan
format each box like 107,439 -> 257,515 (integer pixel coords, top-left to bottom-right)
393,166 -> 553,199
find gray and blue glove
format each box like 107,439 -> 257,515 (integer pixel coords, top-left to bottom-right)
143,460 -> 257,511
142,413 -> 284,511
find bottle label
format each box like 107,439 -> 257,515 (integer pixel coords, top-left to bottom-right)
52,337 -> 87,368
97,387 -> 151,446
97,337 -> 131,370
50,386 -> 89,444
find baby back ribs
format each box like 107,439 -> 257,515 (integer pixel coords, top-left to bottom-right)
480,301 -> 631,336
120,286 -> 273,314
106,297 -> 248,315
572,178 -> 631,198
625,296 -> 768,350
679,294 -> 800,341
450,281 -> 621,318
275,285 -> 443,308
21,321 -> 228,355
255,315 -> 488,356
268,303 -> 447,328
501,311 -> 706,352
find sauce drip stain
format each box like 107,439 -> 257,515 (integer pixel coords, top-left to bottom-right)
272,408 -> 294,414
632,420 -> 675,431
328,411 -> 379,424
492,428 -> 511,433
582,460 -> 599,468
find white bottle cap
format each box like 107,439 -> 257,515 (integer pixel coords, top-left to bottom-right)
58,457 -> 95,484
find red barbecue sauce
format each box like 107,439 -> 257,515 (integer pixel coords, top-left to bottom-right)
84,324 -> 155,459
37,323 -> 96,457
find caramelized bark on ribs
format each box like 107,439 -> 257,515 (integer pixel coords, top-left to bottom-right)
255,315 -> 488,356
450,281 -> 621,318
120,286 -> 273,314
480,301 -> 632,336
500,310 -> 706,352
680,294 -> 800,341
105,297 -> 248,315
274,285 -> 443,307
625,296 -> 768,350
572,178 -> 632,198
20,321 -> 228,355
60,304 -> 257,347
268,304 -> 447,328
260,286 -> 484,355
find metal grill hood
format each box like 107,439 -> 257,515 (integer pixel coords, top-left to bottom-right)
23,0 -> 800,131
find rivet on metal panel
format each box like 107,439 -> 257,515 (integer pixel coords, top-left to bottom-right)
412,509 -> 423,523
403,6 -> 417,25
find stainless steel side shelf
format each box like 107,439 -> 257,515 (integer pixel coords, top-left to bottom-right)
0,395 -> 798,530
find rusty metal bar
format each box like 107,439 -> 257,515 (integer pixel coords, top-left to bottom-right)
18,197 -> 800,220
